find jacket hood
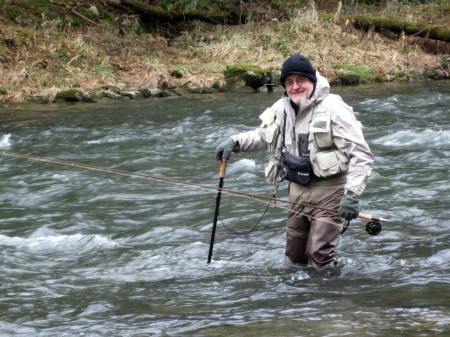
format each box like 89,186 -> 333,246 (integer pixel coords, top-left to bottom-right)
283,70 -> 330,107
311,71 -> 330,101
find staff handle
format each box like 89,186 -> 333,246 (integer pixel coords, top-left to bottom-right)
219,159 -> 227,178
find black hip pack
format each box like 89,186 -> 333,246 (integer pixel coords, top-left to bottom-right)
281,152 -> 312,185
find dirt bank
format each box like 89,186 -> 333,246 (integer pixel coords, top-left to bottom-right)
0,1 -> 448,103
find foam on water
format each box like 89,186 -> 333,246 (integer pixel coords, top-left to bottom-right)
227,158 -> 257,172
426,249 -> 450,265
0,322 -> 35,335
0,133 -> 12,149
85,135 -> 134,144
0,231 -> 119,253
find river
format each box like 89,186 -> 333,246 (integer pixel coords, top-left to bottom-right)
0,81 -> 449,336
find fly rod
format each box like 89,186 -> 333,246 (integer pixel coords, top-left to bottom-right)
0,150 -> 387,235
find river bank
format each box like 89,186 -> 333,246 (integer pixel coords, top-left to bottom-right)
0,1 -> 449,104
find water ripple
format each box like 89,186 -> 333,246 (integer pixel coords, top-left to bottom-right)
0,82 -> 449,336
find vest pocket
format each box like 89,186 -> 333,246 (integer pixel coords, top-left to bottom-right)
309,112 -> 333,149
265,156 -> 282,184
314,150 -> 349,176
265,123 -> 278,144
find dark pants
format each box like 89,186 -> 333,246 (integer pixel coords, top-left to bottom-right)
285,174 -> 345,266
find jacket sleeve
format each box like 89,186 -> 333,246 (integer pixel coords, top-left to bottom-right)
231,128 -> 267,153
329,96 -> 374,196
230,99 -> 285,153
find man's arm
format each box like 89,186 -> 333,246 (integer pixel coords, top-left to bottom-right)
330,96 -> 374,196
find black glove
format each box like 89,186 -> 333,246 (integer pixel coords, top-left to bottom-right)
338,192 -> 361,221
215,138 -> 236,161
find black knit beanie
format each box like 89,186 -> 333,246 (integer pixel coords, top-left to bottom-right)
280,54 -> 317,87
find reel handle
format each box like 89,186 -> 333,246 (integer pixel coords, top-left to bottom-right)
358,213 -> 374,220
358,212 -> 387,222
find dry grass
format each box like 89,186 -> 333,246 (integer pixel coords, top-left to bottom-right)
0,4 -> 446,103
188,7 -> 441,79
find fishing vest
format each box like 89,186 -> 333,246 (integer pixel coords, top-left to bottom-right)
263,98 -> 349,184
308,101 -> 349,177
260,100 -> 285,184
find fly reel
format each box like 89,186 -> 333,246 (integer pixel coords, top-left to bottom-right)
366,220 -> 382,235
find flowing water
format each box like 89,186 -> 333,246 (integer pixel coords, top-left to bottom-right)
0,81 -> 449,336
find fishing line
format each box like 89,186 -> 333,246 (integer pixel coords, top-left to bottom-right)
0,150 -> 333,213
0,150 -> 382,234
217,183 -> 358,233
219,185 -> 279,234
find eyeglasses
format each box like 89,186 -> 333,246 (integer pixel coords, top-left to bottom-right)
284,77 -> 309,87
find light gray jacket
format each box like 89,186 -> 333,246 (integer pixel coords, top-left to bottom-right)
231,71 -> 374,196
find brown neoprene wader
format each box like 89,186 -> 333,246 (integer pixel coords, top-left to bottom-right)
285,173 -> 346,266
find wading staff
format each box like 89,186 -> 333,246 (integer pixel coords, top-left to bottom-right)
207,160 -> 227,264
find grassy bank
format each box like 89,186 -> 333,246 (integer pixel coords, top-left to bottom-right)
0,0 -> 449,103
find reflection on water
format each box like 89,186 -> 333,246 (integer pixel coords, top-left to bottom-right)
0,81 -> 449,336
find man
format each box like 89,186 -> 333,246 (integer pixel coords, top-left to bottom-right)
215,54 -> 374,267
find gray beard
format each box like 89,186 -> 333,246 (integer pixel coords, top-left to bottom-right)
289,97 -> 302,106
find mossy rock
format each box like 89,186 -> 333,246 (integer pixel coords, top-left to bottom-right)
423,70 -> 448,80
139,88 -> 172,98
54,89 -> 96,103
224,65 -> 272,90
120,90 -> 143,99
221,78 -> 255,93
332,71 -> 361,86
55,89 -> 83,102
188,87 -> 218,94
224,65 -> 267,77
332,65 -> 377,84
0,88 -> 7,95
170,69 -> 183,78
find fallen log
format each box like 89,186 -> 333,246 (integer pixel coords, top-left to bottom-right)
320,14 -> 450,42
107,0 -> 239,24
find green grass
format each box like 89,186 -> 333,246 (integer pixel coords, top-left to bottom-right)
339,65 -> 377,81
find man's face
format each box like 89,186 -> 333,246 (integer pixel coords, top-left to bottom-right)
285,74 -> 314,105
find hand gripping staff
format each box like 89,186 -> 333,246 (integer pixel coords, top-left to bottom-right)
207,160 -> 227,264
